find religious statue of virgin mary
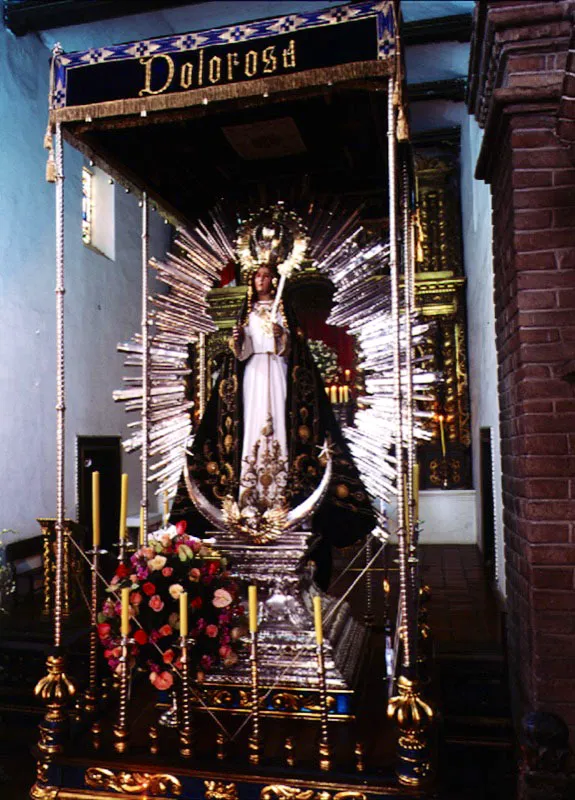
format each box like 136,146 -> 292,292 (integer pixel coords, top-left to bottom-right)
169,206 -> 375,588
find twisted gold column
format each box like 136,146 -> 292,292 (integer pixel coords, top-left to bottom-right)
248,630 -> 261,765
316,641 -> 331,772
179,634 -> 193,758
32,105 -> 76,800
83,547 -> 105,714
113,635 -> 131,753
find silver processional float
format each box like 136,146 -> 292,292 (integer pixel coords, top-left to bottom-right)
32,2 -> 439,798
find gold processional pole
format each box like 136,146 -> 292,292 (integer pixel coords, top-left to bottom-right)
141,192 -> 150,546
385,65 -> 434,786
32,74 -> 76,798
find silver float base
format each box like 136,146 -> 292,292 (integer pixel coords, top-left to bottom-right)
195,530 -> 367,719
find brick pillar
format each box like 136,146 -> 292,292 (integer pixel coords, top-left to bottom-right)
468,1 -> 575,736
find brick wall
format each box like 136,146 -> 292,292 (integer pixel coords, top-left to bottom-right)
468,0 -> 575,737
493,110 -> 575,729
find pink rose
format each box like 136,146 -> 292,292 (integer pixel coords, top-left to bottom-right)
149,595 -> 164,612
188,567 -> 201,582
163,649 -> 175,664
213,588 -> 232,608
206,624 -> 218,638
219,644 -> 231,658
140,546 -> 154,559
149,670 -> 173,691
162,567 -> 173,578
130,592 -> 143,607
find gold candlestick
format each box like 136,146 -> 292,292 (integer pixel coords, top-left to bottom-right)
84,543 -> 107,714
113,633 -> 131,753
179,592 -> 192,758
248,584 -> 261,765
178,632 -> 193,758
313,596 -> 331,771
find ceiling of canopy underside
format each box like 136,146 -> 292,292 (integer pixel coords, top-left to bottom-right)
66,81 -> 391,225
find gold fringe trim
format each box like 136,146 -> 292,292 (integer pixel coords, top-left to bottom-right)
50,61 -> 394,125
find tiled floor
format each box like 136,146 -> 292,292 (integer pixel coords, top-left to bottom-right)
419,544 -> 502,647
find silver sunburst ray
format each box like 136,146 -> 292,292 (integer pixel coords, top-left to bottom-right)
114,214 -> 235,502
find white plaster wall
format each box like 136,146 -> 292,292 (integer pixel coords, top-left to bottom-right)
386,490 -> 477,544
0,19 -> 171,540
460,114 -> 505,596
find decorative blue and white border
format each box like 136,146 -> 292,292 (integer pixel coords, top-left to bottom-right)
52,1 -> 395,109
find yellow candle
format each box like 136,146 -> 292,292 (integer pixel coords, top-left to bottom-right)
119,473 -> 128,541
180,592 -> 188,638
163,491 -> 169,527
248,585 -> 258,634
92,471 -> 100,549
139,506 -> 145,547
330,385 -> 337,404
121,587 -> 130,636
438,415 -> 446,457
313,595 -> 323,645
325,386 -> 330,397
413,463 -> 420,523
342,385 -> 350,403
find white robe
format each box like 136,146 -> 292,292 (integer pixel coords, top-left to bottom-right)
236,301 -> 289,503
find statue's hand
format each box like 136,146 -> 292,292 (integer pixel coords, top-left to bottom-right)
233,326 -> 243,344
272,323 -> 282,338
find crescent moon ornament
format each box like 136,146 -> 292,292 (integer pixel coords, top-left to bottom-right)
183,441 -> 333,543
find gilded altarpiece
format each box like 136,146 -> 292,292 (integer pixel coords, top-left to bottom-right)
413,151 -> 472,489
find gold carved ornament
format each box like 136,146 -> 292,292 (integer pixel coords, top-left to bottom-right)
204,780 -> 239,800
260,789 -> 367,800
85,768 -> 182,796
387,675 -> 434,734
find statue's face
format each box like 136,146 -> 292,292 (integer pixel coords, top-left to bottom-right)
254,266 -> 274,297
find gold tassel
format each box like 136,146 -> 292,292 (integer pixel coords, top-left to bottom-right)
46,150 -> 57,183
397,106 -> 409,142
43,127 -> 53,151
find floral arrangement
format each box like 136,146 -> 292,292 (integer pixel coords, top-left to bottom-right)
98,521 -> 245,691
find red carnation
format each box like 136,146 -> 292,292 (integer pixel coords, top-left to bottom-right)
115,563 -> 129,579
175,520 -> 187,535
190,596 -> 203,610
142,582 -> 156,596
158,624 -> 172,638
134,629 -> 148,645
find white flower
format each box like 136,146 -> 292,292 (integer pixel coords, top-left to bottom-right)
213,588 -> 232,608
148,555 -> 167,571
149,524 -> 177,542
169,583 -> 184,600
